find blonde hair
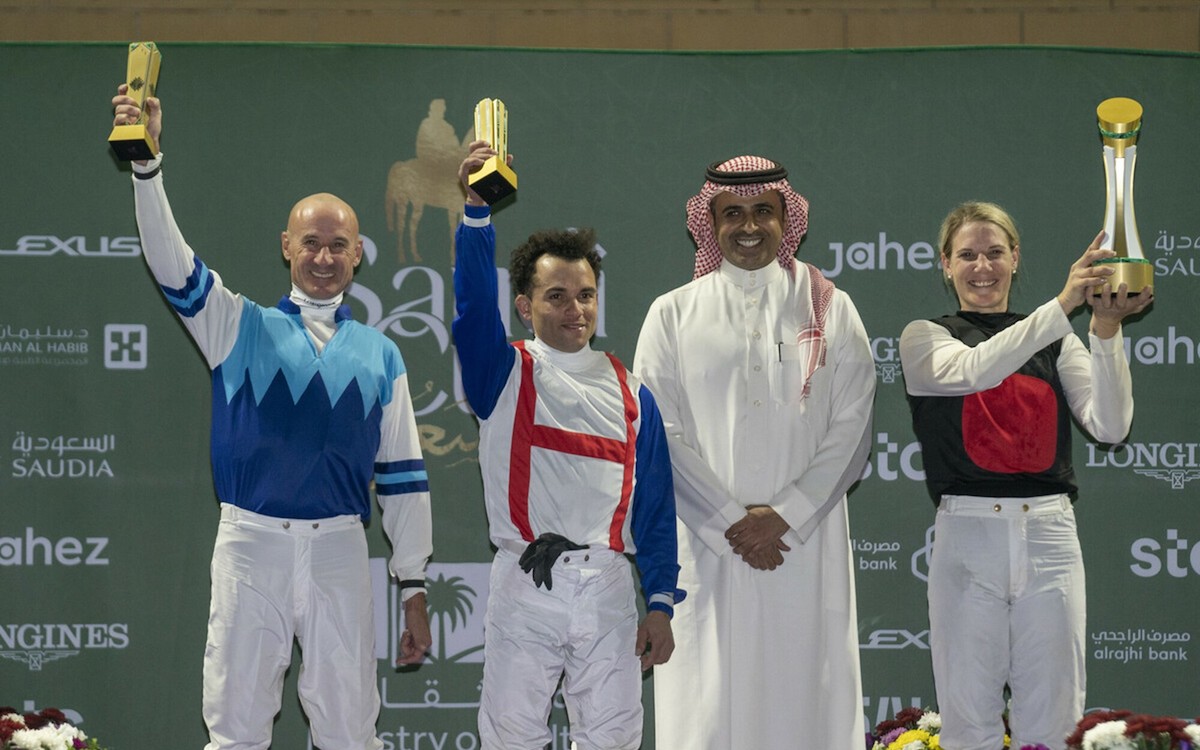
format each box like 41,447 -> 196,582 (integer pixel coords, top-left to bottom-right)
937,201 -> 1020,262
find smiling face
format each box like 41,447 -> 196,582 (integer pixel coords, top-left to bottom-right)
945,220 -> 1020,313
280,194 -> 363,300
711,190 -> 785,271
515,255 -> 598,353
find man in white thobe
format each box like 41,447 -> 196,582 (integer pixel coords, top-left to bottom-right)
634,156 -> 876,749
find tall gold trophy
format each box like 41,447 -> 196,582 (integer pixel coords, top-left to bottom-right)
469,98 -> 518,205
108,41 -> 162,161
1095,97 -> 1154,296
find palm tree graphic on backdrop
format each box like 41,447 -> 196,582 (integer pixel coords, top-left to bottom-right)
423,573 -> 484,663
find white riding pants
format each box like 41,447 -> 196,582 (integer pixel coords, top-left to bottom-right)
202,503 -> 383,750
478,546 -> 642,750
928,494 -> 1086,750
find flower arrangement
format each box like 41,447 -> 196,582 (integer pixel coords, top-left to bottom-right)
868,706 -> 948,750
0,708 -> 107,750
1064,710 -> 1200,750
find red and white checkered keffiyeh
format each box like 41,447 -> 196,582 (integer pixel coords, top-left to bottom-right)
685,155 -> 810,279
685,155 -> 834,399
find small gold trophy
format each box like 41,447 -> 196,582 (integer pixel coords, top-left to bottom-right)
1095,97 -> 1153,296
469,98 -> 518,205
108,41 -> 162,161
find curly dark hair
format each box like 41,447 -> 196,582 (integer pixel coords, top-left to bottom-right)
509,228 -> 601,297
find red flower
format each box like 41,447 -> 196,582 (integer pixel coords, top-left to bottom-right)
38,708 -> 69,726
22,711 -> 50,730
872,706 -> 927,739
1123,713 -> 1189,746
1,716 -> 26,744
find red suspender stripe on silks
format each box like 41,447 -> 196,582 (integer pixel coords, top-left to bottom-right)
508,341 -> 636,551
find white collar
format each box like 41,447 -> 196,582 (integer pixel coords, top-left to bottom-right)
289,286 -> 342,320
716,259 -> 785,290
525,337 -> 603,373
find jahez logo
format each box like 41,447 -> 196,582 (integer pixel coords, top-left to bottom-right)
0,528 -> 110,566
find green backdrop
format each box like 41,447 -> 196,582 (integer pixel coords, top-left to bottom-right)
2,41 -> 1197,749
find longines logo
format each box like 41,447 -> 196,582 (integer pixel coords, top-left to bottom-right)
0,235 -> 140,257
871,337 -> 903,384
1086,442 -> 1200,490
0,623 -> 129,671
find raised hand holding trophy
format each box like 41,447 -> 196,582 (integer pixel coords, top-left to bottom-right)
469,98 -> 518,205
1095,97 -> 1154,296
109,41 -> 161,161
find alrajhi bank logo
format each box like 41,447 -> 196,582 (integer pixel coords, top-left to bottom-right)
814,234 -> 938,279
1086,442 -> 1200,490
1129,528 -> 1200,578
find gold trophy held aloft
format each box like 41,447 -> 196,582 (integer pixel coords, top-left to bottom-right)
108,42 -> 162,161
469,98 -> 518,205
1095,97 -> 1154,296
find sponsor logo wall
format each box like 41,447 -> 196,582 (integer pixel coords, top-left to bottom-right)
3,42 -> 1197,748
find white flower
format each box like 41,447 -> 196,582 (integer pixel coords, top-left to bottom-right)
8,722 -> 85,750
917,711 -> 942,733
1081,720 -> 1137,750
1184,723 -> 1200,745
10,726 -> 69,750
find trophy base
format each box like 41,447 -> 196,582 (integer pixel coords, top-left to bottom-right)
468,156 -> 518,205
108,124 -> 156,162
1092,257 -> 1154,296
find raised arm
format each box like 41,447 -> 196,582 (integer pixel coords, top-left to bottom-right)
450,141 -> 520,419
114,84 -> 242,369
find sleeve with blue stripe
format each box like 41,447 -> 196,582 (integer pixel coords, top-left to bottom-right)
132,154 -> 243,369
451,204 -> 517,420
630,384 -> 684,618
376,364 -> 433,599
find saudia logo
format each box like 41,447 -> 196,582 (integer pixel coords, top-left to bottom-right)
1086,442 -> 1200,490
1149,229 -> 1200,279
0,236 -> 140,257
0,623 -> 129,671
815,234 -> 938,279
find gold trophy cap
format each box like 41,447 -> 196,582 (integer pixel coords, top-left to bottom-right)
1097,97 -> 1142,150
